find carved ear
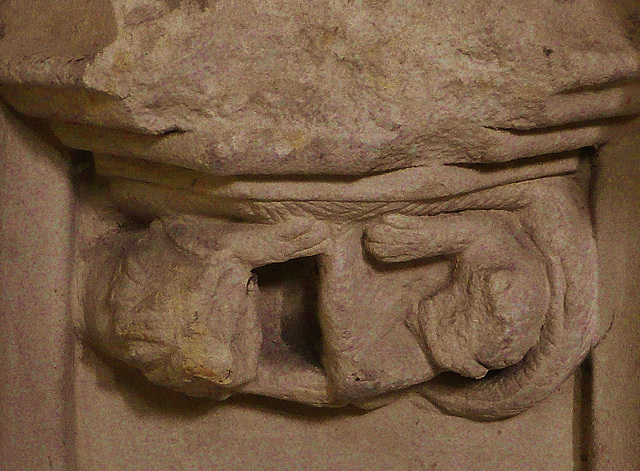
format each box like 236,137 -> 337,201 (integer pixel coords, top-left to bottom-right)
417,178 -> 598,421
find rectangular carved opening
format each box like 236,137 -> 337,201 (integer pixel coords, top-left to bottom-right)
253,256 -> 323,371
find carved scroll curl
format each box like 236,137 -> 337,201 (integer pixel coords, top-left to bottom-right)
365,177 -> 597,420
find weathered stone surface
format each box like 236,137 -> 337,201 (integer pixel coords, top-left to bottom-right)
1,0 -> 639,174
0,0 -> 621,421
1,3 -> 638,468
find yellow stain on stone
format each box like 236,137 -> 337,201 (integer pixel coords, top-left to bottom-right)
113,49 -> 134,71
284,130 -> 310,152
377,75 -> 400,91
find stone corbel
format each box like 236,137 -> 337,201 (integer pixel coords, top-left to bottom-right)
3,0 -> 635,423
78,153 -> 597,421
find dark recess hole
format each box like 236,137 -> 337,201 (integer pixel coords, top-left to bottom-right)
70,149 -> 96,183
252,256 -> 323,368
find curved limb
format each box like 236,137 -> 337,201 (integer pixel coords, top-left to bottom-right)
364,177 -> 598,420
366,210 -> 550,379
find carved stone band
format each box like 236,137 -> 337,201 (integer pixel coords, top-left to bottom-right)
80,158 -> 597,420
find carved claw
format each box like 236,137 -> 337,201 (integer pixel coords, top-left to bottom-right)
365,213 -> 471,262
